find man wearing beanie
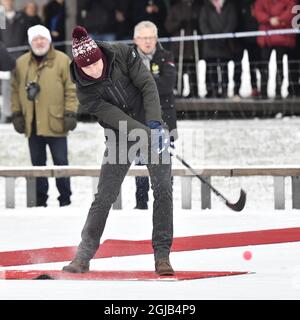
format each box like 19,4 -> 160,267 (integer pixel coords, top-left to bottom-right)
63,26 -> 174,276
11,25 -> 78,207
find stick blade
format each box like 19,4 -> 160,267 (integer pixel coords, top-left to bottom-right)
226,189 -> 246,212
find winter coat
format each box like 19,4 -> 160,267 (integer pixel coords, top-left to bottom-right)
43,0 -> 66,43
11,47 -> 78,137
254,0 -> 297,48
134,44 -> 178,139
0,11 -> 28,59
199,0 -> 238,59
0,41 -> 15,71
70,42 -> 163,139
77,0 -> 117,35
165,0 -> 202,61
233,0 -> 259,45
128,0 -> 168,37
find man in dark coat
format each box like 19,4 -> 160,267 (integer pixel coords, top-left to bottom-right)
165,0 -> 202,97
199,0 -> 238,98
128,0 -> 168,37
62,26 -> 174,276
0,0 -> 28,58
0,0 -> 28,123
133,20 -> 178,210
0,41 -> 15,71
77,0 -> 117,41
43,0 -> 66,52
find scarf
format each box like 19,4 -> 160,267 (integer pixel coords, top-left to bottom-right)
137,47 -> 156,71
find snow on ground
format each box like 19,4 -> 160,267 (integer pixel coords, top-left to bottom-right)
0,119 -> 300,300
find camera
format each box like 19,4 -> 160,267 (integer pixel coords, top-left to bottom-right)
26,82 -> 40,101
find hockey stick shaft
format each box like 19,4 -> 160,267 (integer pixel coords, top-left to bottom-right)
171,150 -> 246,211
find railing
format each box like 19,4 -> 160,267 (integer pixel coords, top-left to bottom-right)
1,165 -> 300,210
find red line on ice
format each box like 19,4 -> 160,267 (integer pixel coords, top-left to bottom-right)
0,270 -> 248,281
0,227 -> 299,267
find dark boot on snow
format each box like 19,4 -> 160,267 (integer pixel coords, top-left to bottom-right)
155,257 -> 174,276
62,257 -> 90,273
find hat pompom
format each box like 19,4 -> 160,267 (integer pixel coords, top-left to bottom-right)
72,26 -> 88,40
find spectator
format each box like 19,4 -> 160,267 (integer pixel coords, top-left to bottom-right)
115,0 -> 131,40
0,41 -> 15,71
77,0 -> 117,41
165,0 -> 202,97
0,0 -> 28,123
128,0 -> 168,37
232,0 -> 261,99
43,0 -> 66,52
254,0 -> 297,99
11,25 -> 78,207
199,0 -> 238,98
23,1 -> 43,29
133,20 -> 178,210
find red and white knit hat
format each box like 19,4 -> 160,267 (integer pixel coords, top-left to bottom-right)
72,26 -> 103,68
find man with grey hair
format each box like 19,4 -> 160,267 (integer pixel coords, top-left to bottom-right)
133,20 -> 178,210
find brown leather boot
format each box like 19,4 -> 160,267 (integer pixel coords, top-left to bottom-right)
155,257 -> 175,276
62,257 -> 90,273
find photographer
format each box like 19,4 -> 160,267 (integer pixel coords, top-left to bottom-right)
11,25 -> 78,207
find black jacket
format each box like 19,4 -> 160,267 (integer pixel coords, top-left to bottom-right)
199,0 -> 238,59
0,41 -> 15,71
44,0 -> 66,42
77,0 -> 117,35
70,42 -> 162,138
128,0 -> 168,37
0,11 -> 28,59
134,44 -> 178,139
165,0 -> 202,60
233,0 -> 259,45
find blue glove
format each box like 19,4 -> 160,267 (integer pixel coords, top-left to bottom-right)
147,120 -> 170,154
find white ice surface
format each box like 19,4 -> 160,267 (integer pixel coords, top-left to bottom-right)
0,120 -> 300,300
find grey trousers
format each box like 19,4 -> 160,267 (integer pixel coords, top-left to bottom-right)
76,145 -> 173,262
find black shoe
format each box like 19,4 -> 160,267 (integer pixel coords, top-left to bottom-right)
155,258 -> 175,276
134,202 -> 148,210
60,199 -> 71,207
62,258 -> 90,273
36,199 -> 47,207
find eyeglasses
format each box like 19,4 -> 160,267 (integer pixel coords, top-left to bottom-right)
136,36 -> 157,42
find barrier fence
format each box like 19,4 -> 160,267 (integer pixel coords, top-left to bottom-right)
1,165 -> 300,211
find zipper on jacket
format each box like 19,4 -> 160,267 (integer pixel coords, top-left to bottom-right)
114,85 -> 127,108
107,86 -> 122,107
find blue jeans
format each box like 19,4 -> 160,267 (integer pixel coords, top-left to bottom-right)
28,133 -> 71,206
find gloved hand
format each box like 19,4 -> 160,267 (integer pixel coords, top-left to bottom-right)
64,111 -> 77,131
12,112 -> 25,134
147,120 -> 170,154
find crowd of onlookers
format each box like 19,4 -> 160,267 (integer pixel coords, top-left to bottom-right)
1,0 -> 300,100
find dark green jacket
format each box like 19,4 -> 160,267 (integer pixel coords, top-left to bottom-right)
70,41 -> 163,138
